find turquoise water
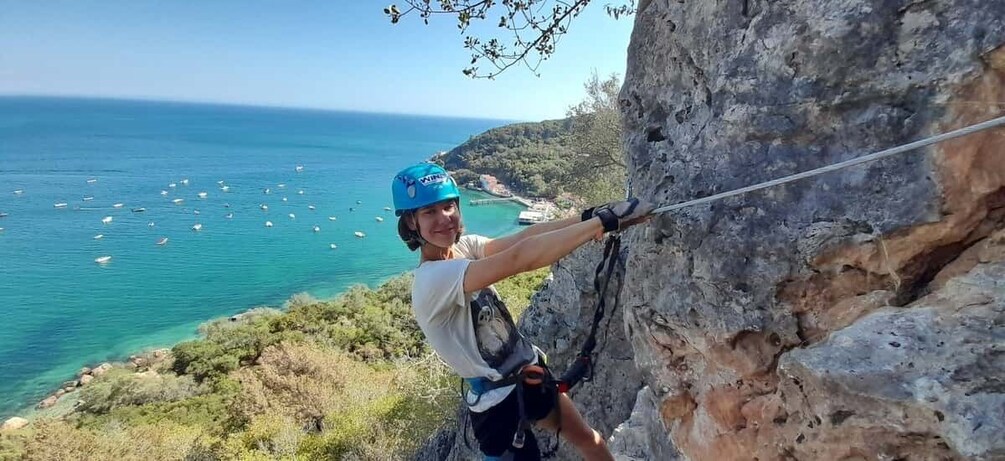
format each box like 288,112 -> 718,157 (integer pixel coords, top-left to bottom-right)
0,97 -> 522,418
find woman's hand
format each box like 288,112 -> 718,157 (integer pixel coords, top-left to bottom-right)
582,198 -> 655,233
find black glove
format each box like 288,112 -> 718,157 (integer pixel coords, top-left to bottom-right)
581,197 -> 654,232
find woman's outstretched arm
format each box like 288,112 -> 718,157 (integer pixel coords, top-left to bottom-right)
482,216 -> 582,257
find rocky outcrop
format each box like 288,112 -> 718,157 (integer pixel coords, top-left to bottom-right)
1,417 -> 28,432
609,0 -> 1005,459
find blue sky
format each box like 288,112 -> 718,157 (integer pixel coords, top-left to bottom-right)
0,1 -> 634,120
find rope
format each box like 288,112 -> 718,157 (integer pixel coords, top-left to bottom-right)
649,115 -> 1005,215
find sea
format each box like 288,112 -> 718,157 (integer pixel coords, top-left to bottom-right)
0,96 -> 523,418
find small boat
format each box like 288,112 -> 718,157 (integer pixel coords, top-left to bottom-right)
180,179 -> 189,185
263,188 -> 271,194
282,197 -> 288,202
132,207 -> 146,213
298,190 -> 305,195
0,212 -> 7,218
288,213 -> 296,219
383,207 -> 392,211
313,225 -> 320,233
225,213 -> 234,219
295,165 -> 304,172
221,185 -> 230,192
375,217 -> 384,222
197,192 -> 208,199
193,210 -> 200,215
13,190 -> 24,195
112,203 -> 124,208
160,190 -> 169,196
277,183 -> 286,189
82,196 -> 94,201
354,231 -> 365,238
0,227 -> 4,232
192,223 -> 202,231
172,198 -> 184,204
95,256 -> 112,264
260,204 -> 269,211
348,207 -> 354,212
168,183 -> 177,188
157,237 -> 168,246
356,200 -> 362,204
102,216 -> 113,224
328,216 -> 337,221
217,180 -> 225,185
86,178 -> 97,184
54,202 -> 68,208
93,234 -> 104,240
265,221 -> 273,227
223,203 -> 230,208
308,205 -> 316,211
329,243 -> 337,250
148,221 -> 155,227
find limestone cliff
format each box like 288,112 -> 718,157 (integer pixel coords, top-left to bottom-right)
418,0 -> 1004,459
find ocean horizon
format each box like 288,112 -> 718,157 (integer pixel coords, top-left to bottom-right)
0,96 -> 525,418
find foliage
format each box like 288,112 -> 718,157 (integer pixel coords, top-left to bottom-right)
439,118 -> 575,198
385,0 -> 637,78
495,267 -> 551,319
564,72 -> 628,204
5,268 -> 547,459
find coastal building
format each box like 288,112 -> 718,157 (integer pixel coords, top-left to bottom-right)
479,174 -> 512,197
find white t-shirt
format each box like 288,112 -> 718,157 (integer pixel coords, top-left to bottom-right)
412,234 -> 538,412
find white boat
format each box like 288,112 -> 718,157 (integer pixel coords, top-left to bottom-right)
356,200 -> 362,204
277,183 -> 286,189
329,243 -> 337,250
101,216 -> 113,224
263,188 -> 271,194
354,231 -> 365,238
260,204 -> 269,211
132,207 -> 146,213
383,207 -> 392,211
0,212 -> 7,218
328,216 -> 337,221
197,192 -> 208,199
86,178 -> 97,184
193,210 -> 200,215
225,213 -> 234,219
282,197 -> 288,202
192,223 -> 203,231
172,198 -> 184,204
298,190 -> 305,195
157,237 -> 168,246
54,202 -> 68,208
223,203 -> 230,208
221,186 -> 230,192
313,225 -> 320,233
180,179 -> 189,185
82,196 -> 94,201
160,190 -> 169,196
95,256 -> 112,264
375,217 -> 384,222
0,227 -> 4,232
308,205 -> 316,210
518,210 -> 547,225
93,234 -> 104,240
295,165 -> 304,172
288,213 -> 296,219
112,203 -> 124,208
265,221 -> 273,227
217,180 -> 225,185
14,189 -> 24,195
148,222 -> 155,227
168,183 -> 177,188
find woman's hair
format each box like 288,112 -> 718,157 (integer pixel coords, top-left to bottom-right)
397,199 -> 464,252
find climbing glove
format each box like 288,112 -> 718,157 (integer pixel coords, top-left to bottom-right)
581,197 -> 655,232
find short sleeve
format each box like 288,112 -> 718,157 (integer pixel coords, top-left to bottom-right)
412,258 -> 471,324
456,234 -> 491,259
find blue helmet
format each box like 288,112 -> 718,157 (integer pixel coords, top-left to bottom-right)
391,163 -> 461,216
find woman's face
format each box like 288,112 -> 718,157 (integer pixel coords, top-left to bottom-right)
413,199 -> 461,248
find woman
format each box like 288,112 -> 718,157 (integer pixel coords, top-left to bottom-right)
392,163 -> 652,461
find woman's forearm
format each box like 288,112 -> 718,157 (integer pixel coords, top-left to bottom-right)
513,218 -> 604,272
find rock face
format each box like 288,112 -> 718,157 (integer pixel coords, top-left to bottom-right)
1,416 -> 28,432
609,0 -> 1005,459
